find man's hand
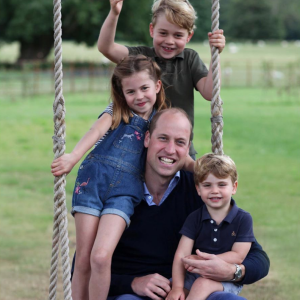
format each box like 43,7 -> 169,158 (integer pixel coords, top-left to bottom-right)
131,274 -> 171,300
182,253 -> 205,273
181,250 -> 236,282
166,287 -> 185,300
110,0 -> 124,16
208,29 -> 226,53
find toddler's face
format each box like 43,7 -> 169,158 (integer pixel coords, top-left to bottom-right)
196,173 -> 238,211
149,14 -> 193,59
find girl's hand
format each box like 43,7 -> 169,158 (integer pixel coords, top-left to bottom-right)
51,153 -> 77,176
166,287 -> 186,300
110,0 -> 124,16
208,29 -> 226,53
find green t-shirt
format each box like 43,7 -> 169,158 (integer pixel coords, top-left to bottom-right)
127,46 -> 208,156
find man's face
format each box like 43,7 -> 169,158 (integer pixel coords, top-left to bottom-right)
149,14 -> 193,60
144,111 -> 191,180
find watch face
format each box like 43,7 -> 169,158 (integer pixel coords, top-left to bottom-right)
236,266 -> 242,278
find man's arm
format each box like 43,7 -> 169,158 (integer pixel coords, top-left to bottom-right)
97,0 -> 129,63
239,239 -> 270,284
182,239 -> 269,284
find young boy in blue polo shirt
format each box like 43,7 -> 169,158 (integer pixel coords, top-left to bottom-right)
167,153 -> 256,300
98,0 -> 226,158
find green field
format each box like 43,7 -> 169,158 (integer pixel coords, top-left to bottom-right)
0,85 -> 299,299
1,40 -> 300,299
1,41 -> 299,101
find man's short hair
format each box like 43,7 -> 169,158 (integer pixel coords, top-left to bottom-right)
152,0 -> 197,34
194,153 -> 238,185
149,108 -> 193,141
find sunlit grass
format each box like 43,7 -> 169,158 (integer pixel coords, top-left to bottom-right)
0,88 -> 299,299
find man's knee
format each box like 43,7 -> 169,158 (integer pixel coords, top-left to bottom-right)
207,291 -> 247,300
107,294 -> 150,300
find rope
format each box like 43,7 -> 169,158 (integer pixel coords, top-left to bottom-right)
210,0 -> 224,155
49,0 -> 72,299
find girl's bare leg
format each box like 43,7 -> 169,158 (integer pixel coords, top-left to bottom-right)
89,214 -> 126,300
72,213 -> 100,300
187,277 -> 223,300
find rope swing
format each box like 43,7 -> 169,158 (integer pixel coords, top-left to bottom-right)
48,0 -> 223,298
49,0 -> 72,299
210,0 -> 224,155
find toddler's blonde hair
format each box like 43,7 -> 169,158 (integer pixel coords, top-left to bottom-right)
194,153 -> 238,185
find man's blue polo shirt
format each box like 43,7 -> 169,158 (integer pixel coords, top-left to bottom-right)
180,199 -> 256,254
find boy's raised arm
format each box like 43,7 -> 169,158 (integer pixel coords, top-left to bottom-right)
98,0 -> 129,63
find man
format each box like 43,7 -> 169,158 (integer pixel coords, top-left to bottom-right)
72,108 -> 270,300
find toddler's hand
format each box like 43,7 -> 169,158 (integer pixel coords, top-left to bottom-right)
51,153 -> 77,176
110,0 -> 124,16
208,29 -> 226,53
166,287 -> 185,300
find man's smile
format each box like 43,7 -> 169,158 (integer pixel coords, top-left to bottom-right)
159,157 -> 175,165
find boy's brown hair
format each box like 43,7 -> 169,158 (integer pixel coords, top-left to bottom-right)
194,153 -> 238,185
151,0 -> 197,34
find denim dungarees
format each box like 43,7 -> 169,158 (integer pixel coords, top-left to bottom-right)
72,111 -> 155,226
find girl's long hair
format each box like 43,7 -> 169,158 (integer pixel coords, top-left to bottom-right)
110,55 -> 169,129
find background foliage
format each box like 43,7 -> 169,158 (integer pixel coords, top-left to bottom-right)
1,0 -> 300,60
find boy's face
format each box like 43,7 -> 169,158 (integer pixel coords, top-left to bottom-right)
149,14 -> 193,59
195,173 -> 238,212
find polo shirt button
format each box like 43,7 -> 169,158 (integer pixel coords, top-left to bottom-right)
213,238 -> 217,242
210,220 -> 214,224
214,229 -> 218,232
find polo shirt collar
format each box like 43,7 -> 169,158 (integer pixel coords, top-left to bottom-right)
201,199 -> 238,224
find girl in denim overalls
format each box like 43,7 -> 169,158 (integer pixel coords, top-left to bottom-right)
51,55 -> 168,300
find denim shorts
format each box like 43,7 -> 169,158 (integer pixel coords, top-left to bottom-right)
71,155 -> 144,227
184,272 -> 243,295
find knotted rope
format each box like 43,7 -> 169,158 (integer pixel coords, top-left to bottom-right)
49,0 -> 72,299
210,0 -> 224,155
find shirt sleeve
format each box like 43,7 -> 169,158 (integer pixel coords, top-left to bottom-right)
235,211 -> 256,243
98,102 -> 113,119
179,209 -> 200,240
188,49 -> 208,88
126,46 -> 155,57
240,239 -> 270,284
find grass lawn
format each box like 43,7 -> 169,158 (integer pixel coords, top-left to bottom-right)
0,87 -> 299,299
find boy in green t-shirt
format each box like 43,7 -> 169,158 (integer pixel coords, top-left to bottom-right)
98,0 -> 226,157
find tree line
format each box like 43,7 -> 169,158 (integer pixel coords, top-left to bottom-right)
0,0 -> 299,61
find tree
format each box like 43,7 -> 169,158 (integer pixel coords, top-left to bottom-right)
0,0 -> 152,62
224,0 -> 284,41
189,0 -> 211,41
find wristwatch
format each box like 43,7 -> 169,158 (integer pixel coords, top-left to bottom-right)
231,264 -> 242,281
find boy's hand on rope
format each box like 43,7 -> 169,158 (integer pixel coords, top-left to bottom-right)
110,0 -> 124,16
208,29 -> 226,53
51,153 -> 78,176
